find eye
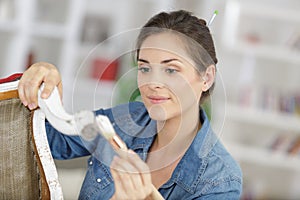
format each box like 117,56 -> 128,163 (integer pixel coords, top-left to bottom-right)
165,68 -> 178,74
138,65 -> 151,73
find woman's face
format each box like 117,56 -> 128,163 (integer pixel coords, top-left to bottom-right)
137,32 -> 206,121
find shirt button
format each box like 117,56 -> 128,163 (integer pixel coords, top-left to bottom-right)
89,161 -> 93,165
96,178 -> 101,183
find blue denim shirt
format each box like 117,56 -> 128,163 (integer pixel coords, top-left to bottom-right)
46,101 -> 242,199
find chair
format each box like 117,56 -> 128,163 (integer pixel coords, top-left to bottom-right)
0,74 -> 63,200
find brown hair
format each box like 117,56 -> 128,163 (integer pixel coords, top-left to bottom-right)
136,10 -> 218,103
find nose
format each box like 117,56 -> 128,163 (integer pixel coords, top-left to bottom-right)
137,66 -> 167,89
146,71 -> 166,89
139,74 -> 165,90
148,80 -> 164,90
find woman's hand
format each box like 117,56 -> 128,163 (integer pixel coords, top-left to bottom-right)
110,150 -> 158,200
18,62 -> 62,110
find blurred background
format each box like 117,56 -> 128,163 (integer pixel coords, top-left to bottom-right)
1,0 -> 300,199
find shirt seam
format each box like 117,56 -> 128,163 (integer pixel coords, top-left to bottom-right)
201,175 -> 242,195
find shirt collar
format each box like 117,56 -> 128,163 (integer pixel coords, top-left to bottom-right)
129,107 -> 218,194
160,109 -> 218,193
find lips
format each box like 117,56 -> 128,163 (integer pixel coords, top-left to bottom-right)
147,95 -> 170,104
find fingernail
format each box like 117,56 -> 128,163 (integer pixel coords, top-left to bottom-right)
113,156 -> 120,163
41,92 -> 48,98
22,101 -> 28,106
128,150 -> 134,153
28,103 -> 36,110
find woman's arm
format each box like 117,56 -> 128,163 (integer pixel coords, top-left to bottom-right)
18,62 -> 91,159
45,120 -> 91,159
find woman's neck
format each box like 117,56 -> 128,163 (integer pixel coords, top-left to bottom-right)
155,110 -> 201,149
147,107 -> 201,171
152,107 -> 201,155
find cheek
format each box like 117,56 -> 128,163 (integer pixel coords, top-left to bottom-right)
137,74 -> 145,90
137,73 -> 151,91
168,75 -> 202,103
138,84 -> 149,103
138,85 -> 145,93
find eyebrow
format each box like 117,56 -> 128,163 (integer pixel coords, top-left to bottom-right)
137,58 -> 183,64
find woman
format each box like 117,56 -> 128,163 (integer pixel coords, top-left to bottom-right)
18,10 -> 242,200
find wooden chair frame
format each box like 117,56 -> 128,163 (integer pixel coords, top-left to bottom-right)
0,74 -> 63,200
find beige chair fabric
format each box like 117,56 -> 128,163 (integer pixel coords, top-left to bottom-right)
0,77 -> 63,200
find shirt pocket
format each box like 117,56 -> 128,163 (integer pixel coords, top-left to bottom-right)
89,157 -> 113,189
79,157 -> 114,200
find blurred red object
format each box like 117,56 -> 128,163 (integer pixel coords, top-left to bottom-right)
0,73 -> 23,84
91,58 -> 119,81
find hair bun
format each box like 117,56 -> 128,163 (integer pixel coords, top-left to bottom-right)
199,19 -> 207,26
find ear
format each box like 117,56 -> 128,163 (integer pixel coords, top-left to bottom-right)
202,65 -> 216,92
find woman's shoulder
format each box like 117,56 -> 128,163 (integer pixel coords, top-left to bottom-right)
198,141 -> 242,196
208,141 -> 242,177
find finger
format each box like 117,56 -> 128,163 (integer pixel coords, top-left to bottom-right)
111,156 -> 137,186
110,157 -> 131,199
117,150 -> 151,175
112,154 -> 153,198
18,80 -> 27,106
127,150 -> 150,172
110,168 -> 125,199
57,81 -> 63,100
113,156 -> 144,189
18,69 -> 35,106
24,73 -> 44,110
41,70 -> 62,99
113,154 -> 138,173
41,80 -> 55,99
127,150 -> 152,185
113,157 -> 150,199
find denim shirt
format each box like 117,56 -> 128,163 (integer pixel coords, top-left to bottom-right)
46,101 -> 242,199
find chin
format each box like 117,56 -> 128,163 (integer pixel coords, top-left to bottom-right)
149,113 -> 168,121
146,104 -> 181,122
146,104 -> 168,121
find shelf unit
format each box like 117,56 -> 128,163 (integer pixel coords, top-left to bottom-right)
219,0 -> 300,199
229,41 -> 300,65
224,142 -> 300,172
225,103 -> 300,132
222,103 -> 300,171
